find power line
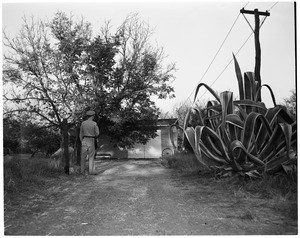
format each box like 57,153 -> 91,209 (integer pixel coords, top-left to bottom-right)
184,2 -> 249,105
197,32 -> 254,100
268,2 -> 278,11
195,2 -> 278,102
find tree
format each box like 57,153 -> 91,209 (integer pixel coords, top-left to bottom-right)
3,117 -> 61,156
3,12 -> 176,150
3,118 -> 21,155
283,89 -> 296,118
3,12 -> 105,128
85,14 -> 176,148
21,122 -> 61,157
171,99 -> 206,128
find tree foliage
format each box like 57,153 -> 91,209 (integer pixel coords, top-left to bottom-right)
3,12 -> 176,148
3,13 -> 94,127
90,14 -> 176,147
283,90 -> 296,118
3,117 -> 61,156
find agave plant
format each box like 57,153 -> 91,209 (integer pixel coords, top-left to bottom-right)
171,55 -> 297,177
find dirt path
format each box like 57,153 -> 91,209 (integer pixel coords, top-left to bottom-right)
5,159 -> 297,235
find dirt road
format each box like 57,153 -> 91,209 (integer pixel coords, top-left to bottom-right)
5,159 -> 297,235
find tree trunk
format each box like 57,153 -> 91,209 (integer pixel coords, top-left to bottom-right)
74,126 -> 81,166
62,119 -> 69,174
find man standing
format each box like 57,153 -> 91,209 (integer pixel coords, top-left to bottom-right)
80,110 -> 99,175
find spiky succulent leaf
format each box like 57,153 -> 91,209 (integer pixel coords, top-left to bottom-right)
194,83 -> 220,103
233,53 -> 244,100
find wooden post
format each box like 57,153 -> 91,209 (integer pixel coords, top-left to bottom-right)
240,8 -> 270,102
254,9 -> 262,101
76,126 -> 81,166
62,119 -> 69,174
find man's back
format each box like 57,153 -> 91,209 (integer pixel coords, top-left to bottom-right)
80,120 -> 99,140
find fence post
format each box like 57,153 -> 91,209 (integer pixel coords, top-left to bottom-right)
63,119 -> 69,174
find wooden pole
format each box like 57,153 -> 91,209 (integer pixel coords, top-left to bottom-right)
240,8 -> 270,102
62,119 -> 69,174
254,9 -> 262,101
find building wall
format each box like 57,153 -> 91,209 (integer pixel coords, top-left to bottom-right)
97,135 -> 128,158
128,130 -> 162,158
96,119 -> 177,159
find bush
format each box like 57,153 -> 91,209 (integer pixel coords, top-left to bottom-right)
242,172 -> 297,199
161,152 -> 212,174
4,157 -> 62,194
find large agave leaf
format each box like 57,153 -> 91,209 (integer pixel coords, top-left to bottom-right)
206,100 -> 222,131
225,114 -> 244,129
194,126 -> 211,170
238,112 -> 272,164
244,72 -> 255,101
192,108 -> 205,126
281,156 -> 297,178
264,151 -> 295,173
230,140 -> 265,166
264,123 -> 295,162
233,104 -> 248,122
234,100 -> 267,111
219,91 -> 234,147
290,122 -> 297,148
279,123 -> 292,159
206,101 -> 222,112
256,84 -> 277,107
194,83 -> 220,103
258,122 -> 293,163
225,114 -> 244,142
184,127 -> 196,152
242,112 -> 272,151
184,126 -> 211,169
220,91 -> 234,130
183,108 -> 192,130
233,54 -> 244,100
265,106 -> 295,127
182,109 -> 194,152
198,126 -> 232,164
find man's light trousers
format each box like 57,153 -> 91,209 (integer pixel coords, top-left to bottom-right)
81,138 -> 96,174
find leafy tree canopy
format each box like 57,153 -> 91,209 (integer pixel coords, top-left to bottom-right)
3,117 -> 61,156
283,89 -> 296,118
3,12 -> 176,148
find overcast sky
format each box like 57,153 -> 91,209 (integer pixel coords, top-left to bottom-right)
2,1 -> 296,113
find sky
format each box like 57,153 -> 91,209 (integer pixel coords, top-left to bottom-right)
2,1 -> 296,114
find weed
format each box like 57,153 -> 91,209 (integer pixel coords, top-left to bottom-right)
4,157 -> 62,194
162,153 -> 297,221
239,210 -> 254,220
161,152 -> 206,174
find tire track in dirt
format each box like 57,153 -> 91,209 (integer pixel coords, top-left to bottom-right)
5,159 -> 297,235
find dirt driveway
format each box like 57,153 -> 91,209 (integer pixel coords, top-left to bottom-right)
5,159 -> 297,235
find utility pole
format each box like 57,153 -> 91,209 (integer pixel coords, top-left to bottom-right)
240,8 -> 270,101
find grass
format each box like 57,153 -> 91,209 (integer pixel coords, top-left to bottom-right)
161,152 -> 298,220
4,156 -> 64,205
160,152 -> 208,175
3,156 -> 85,234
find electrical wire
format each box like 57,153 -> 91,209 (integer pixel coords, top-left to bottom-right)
194,1 -> 278,102
197,32 -> 254,100
268,2 -> 278,11
183,2 -> 249,105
